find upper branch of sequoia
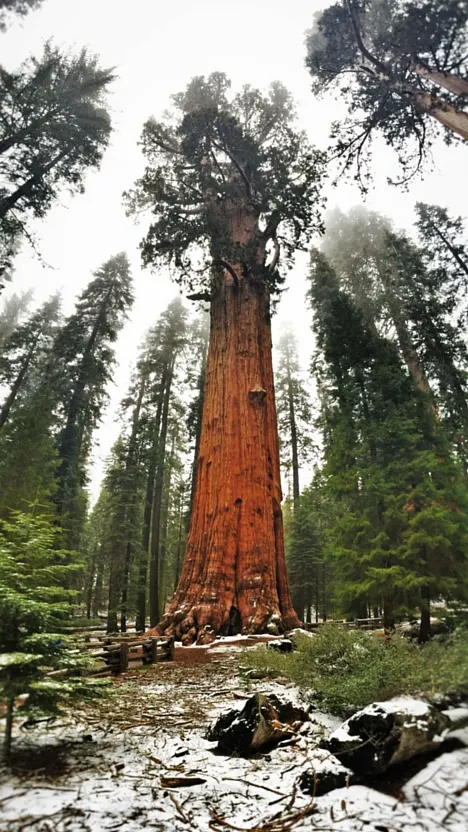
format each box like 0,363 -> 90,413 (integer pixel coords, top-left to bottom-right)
124,73 -> 325,296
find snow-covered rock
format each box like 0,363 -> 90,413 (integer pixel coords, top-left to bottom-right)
267,639 -> 293,653
325,696 -> 450,775
299,749 -> 354,796
205,692 -> 308,754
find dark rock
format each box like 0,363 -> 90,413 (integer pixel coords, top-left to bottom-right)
299,752 -> 354,796
205,693 -> 308,755
325,697 -> 450,776
267,639 -> 293,653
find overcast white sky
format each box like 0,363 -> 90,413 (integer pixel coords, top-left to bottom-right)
1,0 -> 467,500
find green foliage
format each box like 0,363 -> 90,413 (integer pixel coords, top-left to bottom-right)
275,327 -> 313,492
308,239 -> 468,625
0,41 -> 114,256
52,253 -> 134,549
125,72 -> 324,294
244,625 -> 468,714
306,0 -> 468,187
0,511 -> 108,757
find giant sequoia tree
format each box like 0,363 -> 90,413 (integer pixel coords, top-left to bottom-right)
306,0 -> 468,186
126,73 -> 324,643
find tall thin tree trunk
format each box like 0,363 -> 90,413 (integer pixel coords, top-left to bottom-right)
55,287 -> 113,544
135,373 -> 166,632
286,351 -> 300,504
187,350 -> 208,530
92,557 -> 104,618
157,243 -> 299,643
158,430 -> 176,616
379,269 -> 432,396
418,589 -> 431,643
149,358 -> 174,627
174,490 -> 185,591
119,375 -> 146,633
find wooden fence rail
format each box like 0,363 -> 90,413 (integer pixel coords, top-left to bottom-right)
302,617 -> 385,632
52,633 -> 176,679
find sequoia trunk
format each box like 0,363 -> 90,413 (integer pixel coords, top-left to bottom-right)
157,263 -> 299,643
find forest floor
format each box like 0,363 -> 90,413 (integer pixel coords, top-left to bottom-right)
1,636 -> 468,831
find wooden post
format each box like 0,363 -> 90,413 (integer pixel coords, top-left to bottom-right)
168,635 -> 175,661
119,641 -> 129,673
151,637 -> 158,664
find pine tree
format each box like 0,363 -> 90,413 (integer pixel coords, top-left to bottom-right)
320,207 -> 468,454
0,294 -> 61,430
52,253 -> 133,551
126,73 -> 324,642
306,0 -> 468,187
137,298 -> 187,629
0,43 -> 114,243
309,248 -> 468,638
0,510 -> 108,759
0,296 -> 62,518
275,327 -> 312,504
0,289 -> 34,346
415,202 -> 468,317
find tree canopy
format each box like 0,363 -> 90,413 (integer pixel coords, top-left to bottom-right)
125,72 -> 325,295
306,0 -> 468,187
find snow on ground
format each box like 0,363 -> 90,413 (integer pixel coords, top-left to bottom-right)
1,639 -> 467,831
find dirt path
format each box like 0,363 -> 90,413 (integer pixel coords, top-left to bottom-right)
1,642 -> 468,832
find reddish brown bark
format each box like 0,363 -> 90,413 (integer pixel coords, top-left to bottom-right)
156,209 -> 299,644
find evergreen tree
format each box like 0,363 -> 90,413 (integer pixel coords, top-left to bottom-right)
126,72 -> 324,642
0,293 -> 61,429
306,0 -> 468,187
0,43 -> 114,244
0,296 -> 62,517
309,249 -> 468,638
275,327 -> 312,503
0,510 -> 107,759
0,289 -> 34,346
415,202 -> 468,314
320,207 -> 468,455
52,253 -> 133,550
287,483 -> 335,623
137,297 -> 187,629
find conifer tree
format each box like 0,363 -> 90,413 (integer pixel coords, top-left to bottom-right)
0,294 -> 61,430
321,207 -> 468,454
52,253 -> 133,550
0,289 -> 33,346
275,327 -> 312,504
0,510 -> 107,759
415,202 -> 468,314
126,73 -> 324,642
306,0 -> 468,187
0,43 -> 114,243
309,248 -> 468,639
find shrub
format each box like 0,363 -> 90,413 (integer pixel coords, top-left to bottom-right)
242,625 -> 468,715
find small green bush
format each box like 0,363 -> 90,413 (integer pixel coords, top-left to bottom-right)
242,626 -> 468,715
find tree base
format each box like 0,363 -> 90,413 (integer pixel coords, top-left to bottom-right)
153,599 -> 300,645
